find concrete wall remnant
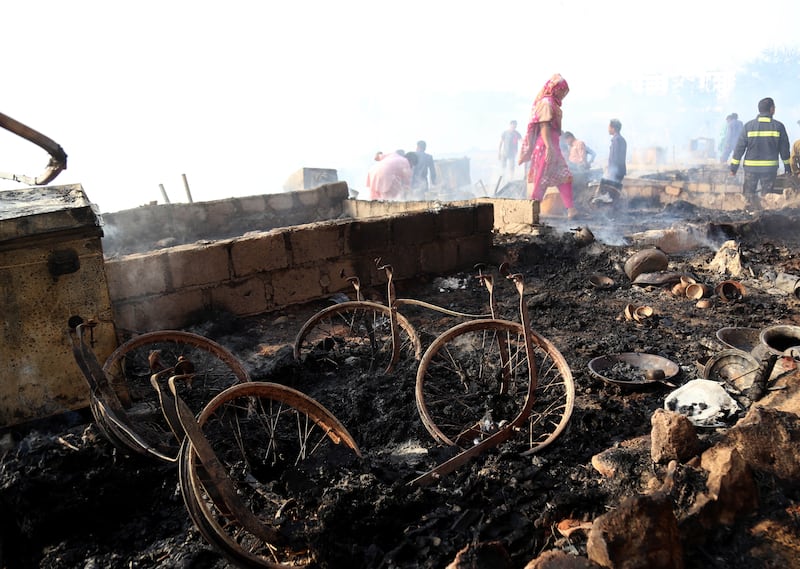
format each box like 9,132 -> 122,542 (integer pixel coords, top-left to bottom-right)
105,203 -> 495,334
101,182 -> 350,256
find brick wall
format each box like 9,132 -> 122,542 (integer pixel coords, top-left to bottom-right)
105,204 -> 495,334
343,197 -> 537,234
101,171 -> 797,334
101,182 -> 350,256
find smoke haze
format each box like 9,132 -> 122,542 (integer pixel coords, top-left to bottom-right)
0,1 -> 798,214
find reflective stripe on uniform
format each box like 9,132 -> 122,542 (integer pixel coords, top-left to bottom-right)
743,159 -> 779,166
747,131 -> 781,138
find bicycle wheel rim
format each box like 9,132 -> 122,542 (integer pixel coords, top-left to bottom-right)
293,301 -> 421,374
519,329 -> 575,455
102,330 -> 250,460
180,382 -> 361,567
415,319 -> 535,448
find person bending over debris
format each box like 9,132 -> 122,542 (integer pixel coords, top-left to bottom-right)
562,131 -> 596,172
366,151 -> 413,200
729,97 -> 791,212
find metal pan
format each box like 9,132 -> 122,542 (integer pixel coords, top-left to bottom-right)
715,327 -> 760,353
702,349 -> 761,392
588,352 -> 680,389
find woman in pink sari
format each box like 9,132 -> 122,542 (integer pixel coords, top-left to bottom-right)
518,73 -> 576,218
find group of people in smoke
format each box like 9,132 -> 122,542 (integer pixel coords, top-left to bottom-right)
503,74 -> 800,217
512,73 -> 627,219
368,72 -> 799,217
366,141 -> 437,201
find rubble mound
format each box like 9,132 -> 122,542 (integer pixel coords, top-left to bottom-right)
3,208 -> 800,568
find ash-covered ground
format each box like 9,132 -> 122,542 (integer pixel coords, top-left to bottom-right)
2,202 -> 800,568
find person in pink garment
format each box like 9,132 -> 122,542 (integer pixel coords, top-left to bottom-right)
518,73 -> 577,218
366,151 -> 413,200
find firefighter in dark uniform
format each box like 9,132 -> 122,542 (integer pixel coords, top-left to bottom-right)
729,97 -> 791,212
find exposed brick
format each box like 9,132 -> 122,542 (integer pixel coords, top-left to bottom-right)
319,181 -> 350,207
347,257 -> 386,289
392,212 -> 436,245
114,288 -> 206,331
420,240 -> 459,274
238,196 -> 267,214
169,203 -> 207,228
230,231 -> 289,277
104,251 -> 170,301
210,276 -> 268,316
297,188 -> 320,207
491,198 -> 535,226
475,203 -> 495,233
205,201 -> 237,232
266,193 -> 294,211
687,182 -> 713,194
380,253 -> 419,282
328,258 -> 360,294
346,219 -> 390,253
167,243 -> 229,288
106,199 -> 512,326
367,201 -> 400,217
273,266 -> 325,306
353,201 -> 395,217
457,233 -> 493,267
436,207 -> 475,238
288,224 -> 344,265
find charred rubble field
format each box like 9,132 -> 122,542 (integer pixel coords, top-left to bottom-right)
2,202 -> 800,569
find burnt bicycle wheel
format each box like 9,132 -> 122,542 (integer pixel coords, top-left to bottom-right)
416,320 -> 573,455
102,330 -> 250,461
293,301 -> 421,374
178,381 -> 362,568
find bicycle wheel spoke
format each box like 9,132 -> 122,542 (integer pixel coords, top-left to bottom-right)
519,332 -> 575,455
294,301 -> 421,375
102,331 -> 250,461
179,382 -> 361,567
417,320 -> 574,455
416,320 -> 533,447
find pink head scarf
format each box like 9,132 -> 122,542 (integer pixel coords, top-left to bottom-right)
534,73 -> 569,108
519,73 -> 569,164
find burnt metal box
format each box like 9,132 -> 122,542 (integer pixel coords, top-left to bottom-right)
0,184 -> 117,427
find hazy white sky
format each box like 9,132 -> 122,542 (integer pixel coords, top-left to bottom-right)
2,1 -> 798,213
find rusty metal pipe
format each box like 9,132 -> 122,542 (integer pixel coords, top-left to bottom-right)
0,111 -> 67,185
